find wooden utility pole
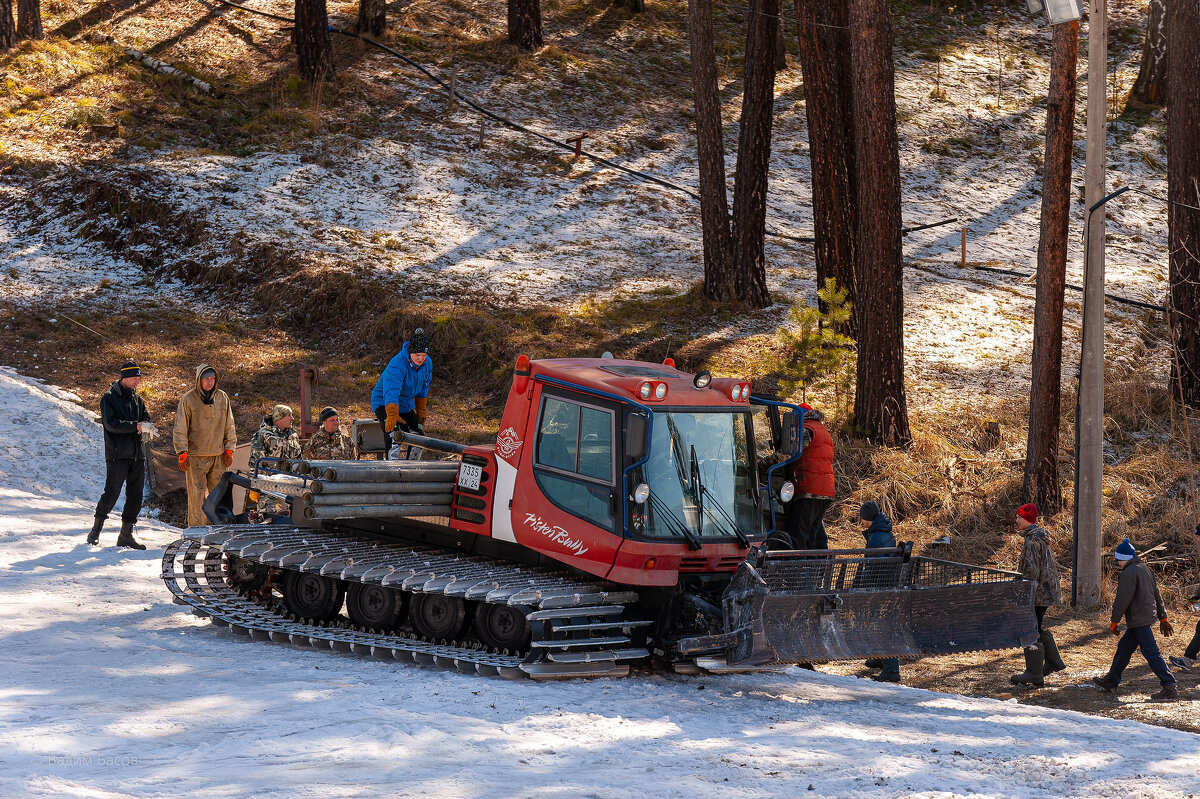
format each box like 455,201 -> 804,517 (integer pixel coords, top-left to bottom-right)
1074,0 -> 1106,608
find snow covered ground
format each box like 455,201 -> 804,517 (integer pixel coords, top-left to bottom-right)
2,366 -> 1198,798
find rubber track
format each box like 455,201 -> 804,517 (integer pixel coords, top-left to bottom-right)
161,527 -> 652,679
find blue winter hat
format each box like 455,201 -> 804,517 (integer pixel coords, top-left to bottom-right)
1114,538 -> 1136,562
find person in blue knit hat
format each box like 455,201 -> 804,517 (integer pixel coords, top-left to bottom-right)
1092,537 -> 1178,701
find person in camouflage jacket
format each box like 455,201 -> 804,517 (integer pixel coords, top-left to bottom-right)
302,406 -> 354,461
1011,504 -> 1066,687
247,404 -> 301,516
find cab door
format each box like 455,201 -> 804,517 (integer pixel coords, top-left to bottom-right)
508,389 -> 623,579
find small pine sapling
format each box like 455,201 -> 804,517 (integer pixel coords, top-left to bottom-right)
771,278 -> 855,415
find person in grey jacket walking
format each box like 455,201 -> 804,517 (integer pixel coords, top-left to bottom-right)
1092,538 -> 1177,701
1010,503 -> 1065,686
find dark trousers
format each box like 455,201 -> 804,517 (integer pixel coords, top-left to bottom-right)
374,405 -> 420,458
1185,619 -> 1200,661
1105,624 -> 1176,686
94,458 -> 145,524
1035,605 -> 1048,633
786,497 -> 831,550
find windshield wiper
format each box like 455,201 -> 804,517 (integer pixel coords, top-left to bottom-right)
691,445 -> 751,548
688,445 -> 705,536
646,491 -> 703,551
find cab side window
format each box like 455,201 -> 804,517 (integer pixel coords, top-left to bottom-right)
534,396 -> 614,530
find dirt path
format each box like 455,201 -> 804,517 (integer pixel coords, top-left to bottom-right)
818,610 -> 1200,734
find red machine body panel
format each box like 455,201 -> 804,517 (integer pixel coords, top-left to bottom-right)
446,356 -> 765,586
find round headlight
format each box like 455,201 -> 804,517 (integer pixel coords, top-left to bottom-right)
779,481 -> 795,503
742,383 -> 751,400
633,483 -> 650,504
693,371 -> 712,389
654,382 -> 667,400
639,383 -> 652,399
736,384 -> 747,401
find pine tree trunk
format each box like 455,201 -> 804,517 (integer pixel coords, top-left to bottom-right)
508,0 -> 543,51
688,0 -> 736,301
357,0 -> 385,36
775,22 -> 787,70
15,0 -> 39,39
296,0 -> 334,81
848,0 -> 908,445
794,0 -> 857,337
1168,0 -> 1200,407
1129,0 -> 1167,109
0,0 -> 15,51
730,0 -> 778,308
1024,20 -> 1079,514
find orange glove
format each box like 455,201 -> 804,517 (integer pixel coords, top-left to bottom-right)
223,449 -> 234,469
1109,621 -> 1120,636
415,397 -> 428,425
385,403 -> 400,431
1160,618 -> 1174,637
178,452 -> 188,471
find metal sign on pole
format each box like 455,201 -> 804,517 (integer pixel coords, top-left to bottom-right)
1073,0 -> 1106,608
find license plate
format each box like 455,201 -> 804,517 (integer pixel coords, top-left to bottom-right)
457,463 -> 482,491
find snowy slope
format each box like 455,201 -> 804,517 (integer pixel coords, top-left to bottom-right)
0,368 -> 1198,798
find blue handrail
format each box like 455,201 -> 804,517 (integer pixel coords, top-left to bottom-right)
748,396 -> 807,536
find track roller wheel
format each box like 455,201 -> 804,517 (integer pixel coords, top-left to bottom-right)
282,571 -> 345,622
473,603 -> 531,652
409,594 -> 469,640
346,583 -> 406,631
226,555 -> 270,593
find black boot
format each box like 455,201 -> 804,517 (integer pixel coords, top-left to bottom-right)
116,523 -> 146,550
87,516 -> 104,546
1041,631 -> 1065,675
1010,643 -> 1045,687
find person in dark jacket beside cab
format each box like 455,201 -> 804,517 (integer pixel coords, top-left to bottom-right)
859,501 -> 901,683
1092,538 -> 1177,701
1010,503 -> 1065,686
89,361 -> 152,549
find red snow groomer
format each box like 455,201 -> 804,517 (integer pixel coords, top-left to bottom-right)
163,356 -> 1038,679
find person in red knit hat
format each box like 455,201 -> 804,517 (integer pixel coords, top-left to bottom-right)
1010,503 -> 1066,687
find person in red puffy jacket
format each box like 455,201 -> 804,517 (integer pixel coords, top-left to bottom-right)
784,404 -> 834,549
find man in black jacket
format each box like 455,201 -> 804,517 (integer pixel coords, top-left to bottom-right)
89,361 -> 152,549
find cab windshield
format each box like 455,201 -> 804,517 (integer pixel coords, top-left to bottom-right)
633,410 -> 761,541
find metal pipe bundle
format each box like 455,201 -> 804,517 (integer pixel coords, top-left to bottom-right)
302,492 -> 452,506
296,457 -> 460,521
303,503 -> 452,520
306,479 -> 455,495
321,462 -> 459,482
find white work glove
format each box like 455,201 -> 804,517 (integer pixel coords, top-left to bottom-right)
138,422 -> 159,439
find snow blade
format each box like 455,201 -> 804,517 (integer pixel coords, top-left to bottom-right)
719,547 -> 1038,666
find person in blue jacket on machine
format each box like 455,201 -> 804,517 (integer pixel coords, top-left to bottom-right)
371,328 -> 432,458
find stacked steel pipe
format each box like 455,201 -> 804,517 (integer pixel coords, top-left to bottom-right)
284,459 -> 460,520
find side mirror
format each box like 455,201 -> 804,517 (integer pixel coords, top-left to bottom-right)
625,413 -> 648,460
780,410 -> 801,456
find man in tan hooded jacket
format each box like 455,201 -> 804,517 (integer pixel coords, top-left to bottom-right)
173,364 -> 237,526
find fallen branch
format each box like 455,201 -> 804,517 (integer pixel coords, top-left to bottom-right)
90,34 -> 212,93
123,47 -> 213,93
